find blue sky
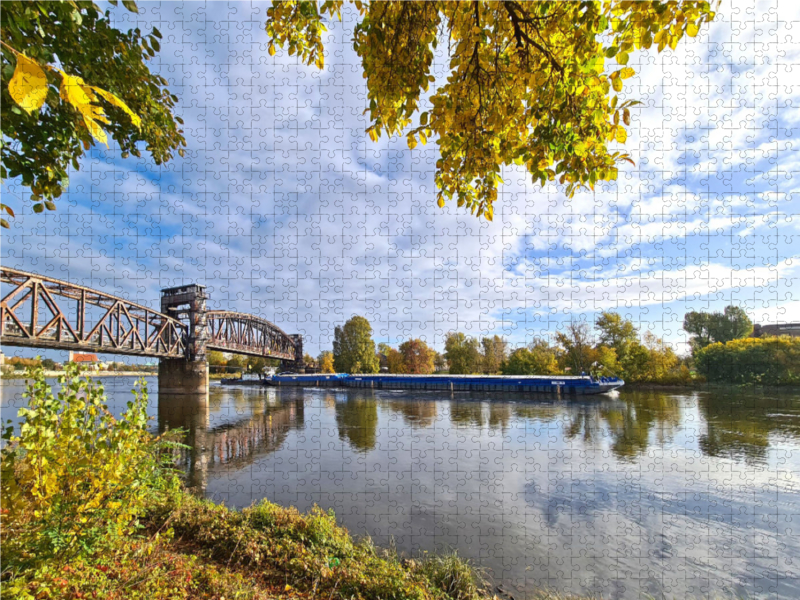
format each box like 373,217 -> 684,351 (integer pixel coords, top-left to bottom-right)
2,0 -> 799,359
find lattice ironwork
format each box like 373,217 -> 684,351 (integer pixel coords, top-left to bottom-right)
1,268 -> 186,358
206,310 -> 297,361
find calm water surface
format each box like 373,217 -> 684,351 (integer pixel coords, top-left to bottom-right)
3,378 -> 800,600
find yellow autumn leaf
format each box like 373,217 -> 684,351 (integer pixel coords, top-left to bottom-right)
619,67 -> 635,80
9,54 -> 49,114
80,109 -> 110,146
407,133 -> 417,150
59,72 -> 93,108
686,23 -> 699,37
91,87 -> 142,128
615,127 -> 627,143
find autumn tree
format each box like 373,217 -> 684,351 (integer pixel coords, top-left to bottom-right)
318,350 -> 335,373
433,351 -> 448,373
617,331 -> 677,382
385,347 -> 407,374
683,306 -> 753,354
502,340 -> 559,376
266,1 -> 716,219
444,332 -> 481,374
226,354 -> 245,374
555,322 -> 595,374
480,335 -> 508,374
333,316 -> 379,374
303,353 -> 317,370
246,356 -> 268,374
1,1 -> 185,226
596,312 -> 638,355
207,351 -> 225,364
398,338 -> 436,374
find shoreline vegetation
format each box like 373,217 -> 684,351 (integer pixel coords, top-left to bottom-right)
1,365 -> 592,600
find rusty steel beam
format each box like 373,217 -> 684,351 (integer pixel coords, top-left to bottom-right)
1,268 -> 187,358
205,310 -> 297,361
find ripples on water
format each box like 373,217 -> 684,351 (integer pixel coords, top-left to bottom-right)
3,378 -> 799,600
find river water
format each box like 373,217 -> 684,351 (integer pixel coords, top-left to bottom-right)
3,378 -> 799,600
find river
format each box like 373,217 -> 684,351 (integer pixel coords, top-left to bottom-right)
3,377 -> 799,600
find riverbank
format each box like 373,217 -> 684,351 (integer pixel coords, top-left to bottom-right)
2,370 -> 154,380
6,481 -> 589,600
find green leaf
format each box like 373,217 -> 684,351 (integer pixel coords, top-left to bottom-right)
44,201 -> 56,211
122,1 -> 138,13
33,203 -> 44,213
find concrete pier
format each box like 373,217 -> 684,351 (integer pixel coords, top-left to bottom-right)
158,359 -> 210,396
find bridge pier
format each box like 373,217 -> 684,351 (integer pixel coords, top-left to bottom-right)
158,358 -> 209,396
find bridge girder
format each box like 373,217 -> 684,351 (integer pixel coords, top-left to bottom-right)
1,268 -> 186,358
205,310 -> 297,361
1,268 -> 301,365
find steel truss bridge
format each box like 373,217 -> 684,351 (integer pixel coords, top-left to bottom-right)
0,268 -> 300,363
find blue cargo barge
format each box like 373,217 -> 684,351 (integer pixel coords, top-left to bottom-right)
267,373 -> 623,396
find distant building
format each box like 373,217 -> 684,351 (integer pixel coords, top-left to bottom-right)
752,323 -> 800,338
68,352 -> 104,371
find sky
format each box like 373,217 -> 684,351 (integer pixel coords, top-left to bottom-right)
2,0 -> 799,359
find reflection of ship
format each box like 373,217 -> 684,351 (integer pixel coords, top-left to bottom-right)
158,391 -> 304,492
268,373 -> 623,395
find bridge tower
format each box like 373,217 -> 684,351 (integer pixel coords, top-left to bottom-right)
158,284 -> 209,395
288,333 -> 305,373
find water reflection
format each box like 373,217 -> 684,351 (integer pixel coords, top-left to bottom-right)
450,401 -> 512,431
600,392 -> 682,460
386,399 -> 438,427
334,393 -> 379,452
158,386 -> 305,491
698,391 -> 800,463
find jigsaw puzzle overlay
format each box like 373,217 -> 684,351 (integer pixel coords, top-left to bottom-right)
2,1 -> 799,599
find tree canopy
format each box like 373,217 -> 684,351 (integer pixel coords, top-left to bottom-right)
596,311 -> 638,354
443,332 -> 482,374
683,306 -> 753,354
267,0 -> 716,219
502,340 -> 559,376
333,315 -> 379,373
318,350 -> 336,373
480,335 -> 508,374
1,0 -> 185,226
397,338 -> 436,374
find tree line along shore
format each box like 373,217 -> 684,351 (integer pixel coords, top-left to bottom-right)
6,307 -> 798,386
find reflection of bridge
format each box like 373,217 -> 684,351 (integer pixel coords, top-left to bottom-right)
0,268 -> 303,394
158,390 -> 305,492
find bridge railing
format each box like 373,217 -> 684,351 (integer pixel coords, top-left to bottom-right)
1,268 -> 187,358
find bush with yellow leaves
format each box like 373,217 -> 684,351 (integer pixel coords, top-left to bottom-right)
1,363 -> 179,574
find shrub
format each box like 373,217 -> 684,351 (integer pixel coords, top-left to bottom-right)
1,363 -> 178,574
695,335 -> 800,385
418,552 -> 484,600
